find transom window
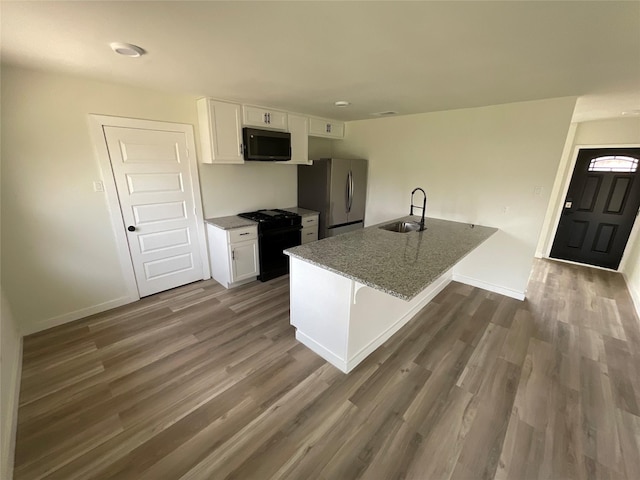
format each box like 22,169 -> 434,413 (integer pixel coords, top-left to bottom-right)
588,155 -> 638,173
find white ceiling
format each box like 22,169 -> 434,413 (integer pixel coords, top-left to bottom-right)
2,1 -> 639,122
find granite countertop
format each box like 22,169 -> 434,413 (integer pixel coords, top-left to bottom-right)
285,216 -> 497,301
205,215 -> 257,230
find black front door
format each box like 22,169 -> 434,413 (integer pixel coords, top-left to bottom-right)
550,148 -> 640,270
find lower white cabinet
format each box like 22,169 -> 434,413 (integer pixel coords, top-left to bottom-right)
301,214 -> 319,244
207,224 -> 259,288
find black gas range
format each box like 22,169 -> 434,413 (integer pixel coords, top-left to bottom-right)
238,209 -> 302,281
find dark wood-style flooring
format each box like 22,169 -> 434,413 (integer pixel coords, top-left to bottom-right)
13,259 -> 640,479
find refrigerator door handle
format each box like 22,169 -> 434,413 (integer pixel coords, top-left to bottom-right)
345,171 -> 351,213
348,170 -> 354,212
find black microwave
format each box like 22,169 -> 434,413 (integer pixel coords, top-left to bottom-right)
243,127 -> 291,161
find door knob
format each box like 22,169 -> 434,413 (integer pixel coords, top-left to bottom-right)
127,226 -> 136,232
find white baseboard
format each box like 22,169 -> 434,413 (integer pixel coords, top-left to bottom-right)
452,273 -> 526,301
622,273 -> 640,320
296,331 -> 348,373
22,295 -> 136,335
1,337 -> 23,480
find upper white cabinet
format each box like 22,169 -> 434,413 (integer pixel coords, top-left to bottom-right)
197,98 -> 244,164
280,114 -> 310,165
309,117 -> 345,139
197,97 -> 343,164
243,105 -> 288,131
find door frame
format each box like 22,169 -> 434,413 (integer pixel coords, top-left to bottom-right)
88,114 -> 211,302
544,142 -> 640,271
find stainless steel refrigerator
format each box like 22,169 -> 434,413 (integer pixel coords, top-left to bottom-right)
298,158 -> 368,239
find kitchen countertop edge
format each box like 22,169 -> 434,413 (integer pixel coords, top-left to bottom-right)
285,216 -> 498,301
204,216 -> 257,230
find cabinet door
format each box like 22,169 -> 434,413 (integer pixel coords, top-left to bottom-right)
309,117 -> 344,139
243,106 -> 288,131
284,114 -> 310,165
266,110 -> 288,130
231,240 -> 259,282
327,121 -> 344,138
197,99 -> 244,164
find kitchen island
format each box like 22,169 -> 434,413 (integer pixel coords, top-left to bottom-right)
284,216 -> 497,373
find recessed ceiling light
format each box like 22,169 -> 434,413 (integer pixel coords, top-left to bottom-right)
371,111 -> 399,116
334,101 -> 351,107
621,110 -> 640,116
110,42 -> 146,57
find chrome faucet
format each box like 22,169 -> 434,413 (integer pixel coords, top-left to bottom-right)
410,187 -> 427,231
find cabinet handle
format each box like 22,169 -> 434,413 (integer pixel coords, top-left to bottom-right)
267,113 -> 271,124
240,232 -> 250,236
264,113 -> 268,124
326,123 -> 331,133
232,249 -> 235,260
239,144 -> 244,155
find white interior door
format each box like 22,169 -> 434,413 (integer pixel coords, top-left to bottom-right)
104,126 -> 205,297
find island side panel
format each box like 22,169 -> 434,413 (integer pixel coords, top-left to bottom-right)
452,230 -> 527,300
289,257 -> 353,372
346,268 -> 453,372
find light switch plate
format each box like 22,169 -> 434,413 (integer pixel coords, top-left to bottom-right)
93,181 -> 104,192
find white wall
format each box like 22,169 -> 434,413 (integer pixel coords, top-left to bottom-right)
199,164 -> 296,217
624,228 -> 640,316
1,65 -> 296,334
334,97 -> 577,297
1,289 -> 22,480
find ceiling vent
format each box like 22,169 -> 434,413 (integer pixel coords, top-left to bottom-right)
371,111 -> 398,116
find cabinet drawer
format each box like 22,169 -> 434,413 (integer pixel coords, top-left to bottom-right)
301,215 -> 319,227
301,225 -> 319,244
228,226 -> 257,243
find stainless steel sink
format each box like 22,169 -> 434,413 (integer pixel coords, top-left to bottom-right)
379,221 -> 422,233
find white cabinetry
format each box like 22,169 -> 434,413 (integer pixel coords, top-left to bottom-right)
197,99 -> 244,164
243,105 -> 288,131
197,97 -> 344,164
207,224 -> 259,288
309,117 -> 345,139
280,114 -> 310,165
301,214 -> 319,244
